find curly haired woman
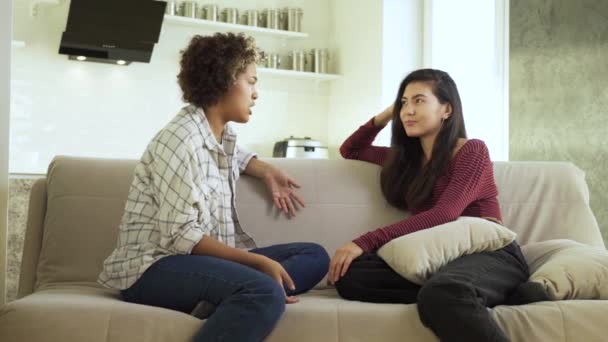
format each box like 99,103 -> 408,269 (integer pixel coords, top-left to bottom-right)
98,33 -> 330,342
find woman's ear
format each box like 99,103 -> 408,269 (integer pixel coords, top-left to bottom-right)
444,103 -> 453,119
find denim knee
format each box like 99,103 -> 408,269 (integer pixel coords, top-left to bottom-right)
248,276 -> 286,326
305,243 -> 330,271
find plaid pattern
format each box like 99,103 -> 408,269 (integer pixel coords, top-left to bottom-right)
98,105 -> 257,290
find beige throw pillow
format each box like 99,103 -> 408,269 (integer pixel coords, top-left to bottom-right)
521,239 -> 608,300
377,217 -> 517,285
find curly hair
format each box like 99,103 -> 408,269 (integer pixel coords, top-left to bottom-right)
177,33 -> 259,109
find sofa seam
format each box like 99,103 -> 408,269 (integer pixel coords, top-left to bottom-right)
336,300 -> 341,342
103,307 -> 112,342
556,301 -> 567,342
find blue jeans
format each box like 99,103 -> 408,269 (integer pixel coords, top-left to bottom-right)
121,242 -> 330,342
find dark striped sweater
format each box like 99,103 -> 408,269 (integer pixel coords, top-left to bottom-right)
340,118 -> 502,253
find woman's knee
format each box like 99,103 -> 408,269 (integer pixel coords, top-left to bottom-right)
246,275 -> 286,322
418,279 -> 476,312
302,243 -> 330,265
334,269 -> 361,300
298,242 -> 330,279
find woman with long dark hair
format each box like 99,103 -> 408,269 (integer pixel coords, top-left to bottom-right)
329,69 -> 547,341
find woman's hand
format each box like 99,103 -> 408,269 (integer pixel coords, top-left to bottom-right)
373,103 -> 395,128
253,255 -> 299,304
263,168 -> 305,218
328,242 -> 364,284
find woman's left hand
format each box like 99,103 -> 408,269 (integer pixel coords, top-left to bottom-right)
263,168 -> 305,218
329,242 -> 364,284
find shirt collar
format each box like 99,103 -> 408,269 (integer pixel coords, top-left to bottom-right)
189,105 -> 237,153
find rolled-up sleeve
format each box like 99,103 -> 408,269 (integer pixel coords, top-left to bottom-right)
235,144 -> 257,173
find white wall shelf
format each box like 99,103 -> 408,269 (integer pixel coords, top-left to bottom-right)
163,15 -> 308,40
11,40 -> 26,49
258,68 -> 340,81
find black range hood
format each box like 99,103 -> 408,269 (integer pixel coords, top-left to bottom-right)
59,0 -> 166,65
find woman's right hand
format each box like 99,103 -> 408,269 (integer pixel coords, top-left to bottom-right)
253,256 -> 299,304
373,103 -> 395,128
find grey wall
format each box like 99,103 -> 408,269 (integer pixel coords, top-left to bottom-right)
510,0 -> 608,245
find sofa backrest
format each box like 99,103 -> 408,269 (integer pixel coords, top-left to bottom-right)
19,156 -> 604,297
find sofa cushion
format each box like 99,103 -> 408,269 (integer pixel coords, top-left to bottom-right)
492,161 -> 604,248
377,217 -> 517,284
35,157 -> 136,291
522,239 -> 608,300
2,286 -> 608,342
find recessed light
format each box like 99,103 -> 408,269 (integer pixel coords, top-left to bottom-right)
76,56 -> 87,61
116,60 -> 127,65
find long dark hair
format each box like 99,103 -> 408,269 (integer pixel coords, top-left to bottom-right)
380,69 -> 467,209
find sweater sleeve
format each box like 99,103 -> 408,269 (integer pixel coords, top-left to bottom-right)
353,140 -> 493,252
339,117 -> 390,166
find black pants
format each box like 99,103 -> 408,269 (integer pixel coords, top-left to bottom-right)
335,242 -> 539,342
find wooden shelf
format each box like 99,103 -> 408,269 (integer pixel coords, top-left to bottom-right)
11,40 -> 26,49
258,68 -> 340,81
163,15 -> 308,40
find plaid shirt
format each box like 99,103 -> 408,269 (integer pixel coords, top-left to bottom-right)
99,105 -> 257,290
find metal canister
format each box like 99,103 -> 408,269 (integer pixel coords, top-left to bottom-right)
304,50 -> 314,72
261,8 -> 281,30
200,4 -> 219,21
243,10 -> 259,27
180,1 -> 197,18
279,8 -> 289,30
221,8 -> 239,24
287,8 -> 303,32
165,0 -> 179,16
310,48 -> 329,73
257,51 -> 267,67
288,50 -> 306,72
265,53 -> 281,69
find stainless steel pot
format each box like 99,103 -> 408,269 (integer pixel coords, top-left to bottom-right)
273,137 -> 328,159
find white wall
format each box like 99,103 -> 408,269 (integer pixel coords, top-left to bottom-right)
327,0 -> 384,157
1,0 -> 13,307
328,0 -> 424,153
378,0 -> 424,146
426,0 -> 509,161
11,0 -> 506,173
10,0 -> 334,174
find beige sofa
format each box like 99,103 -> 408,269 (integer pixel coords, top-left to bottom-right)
1,156 -> 607,342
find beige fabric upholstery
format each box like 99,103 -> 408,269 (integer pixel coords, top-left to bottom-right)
523,239 -> 608,300
1,156 -> 606,342
2,287 -> 607,342
377,217 -> 517,284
